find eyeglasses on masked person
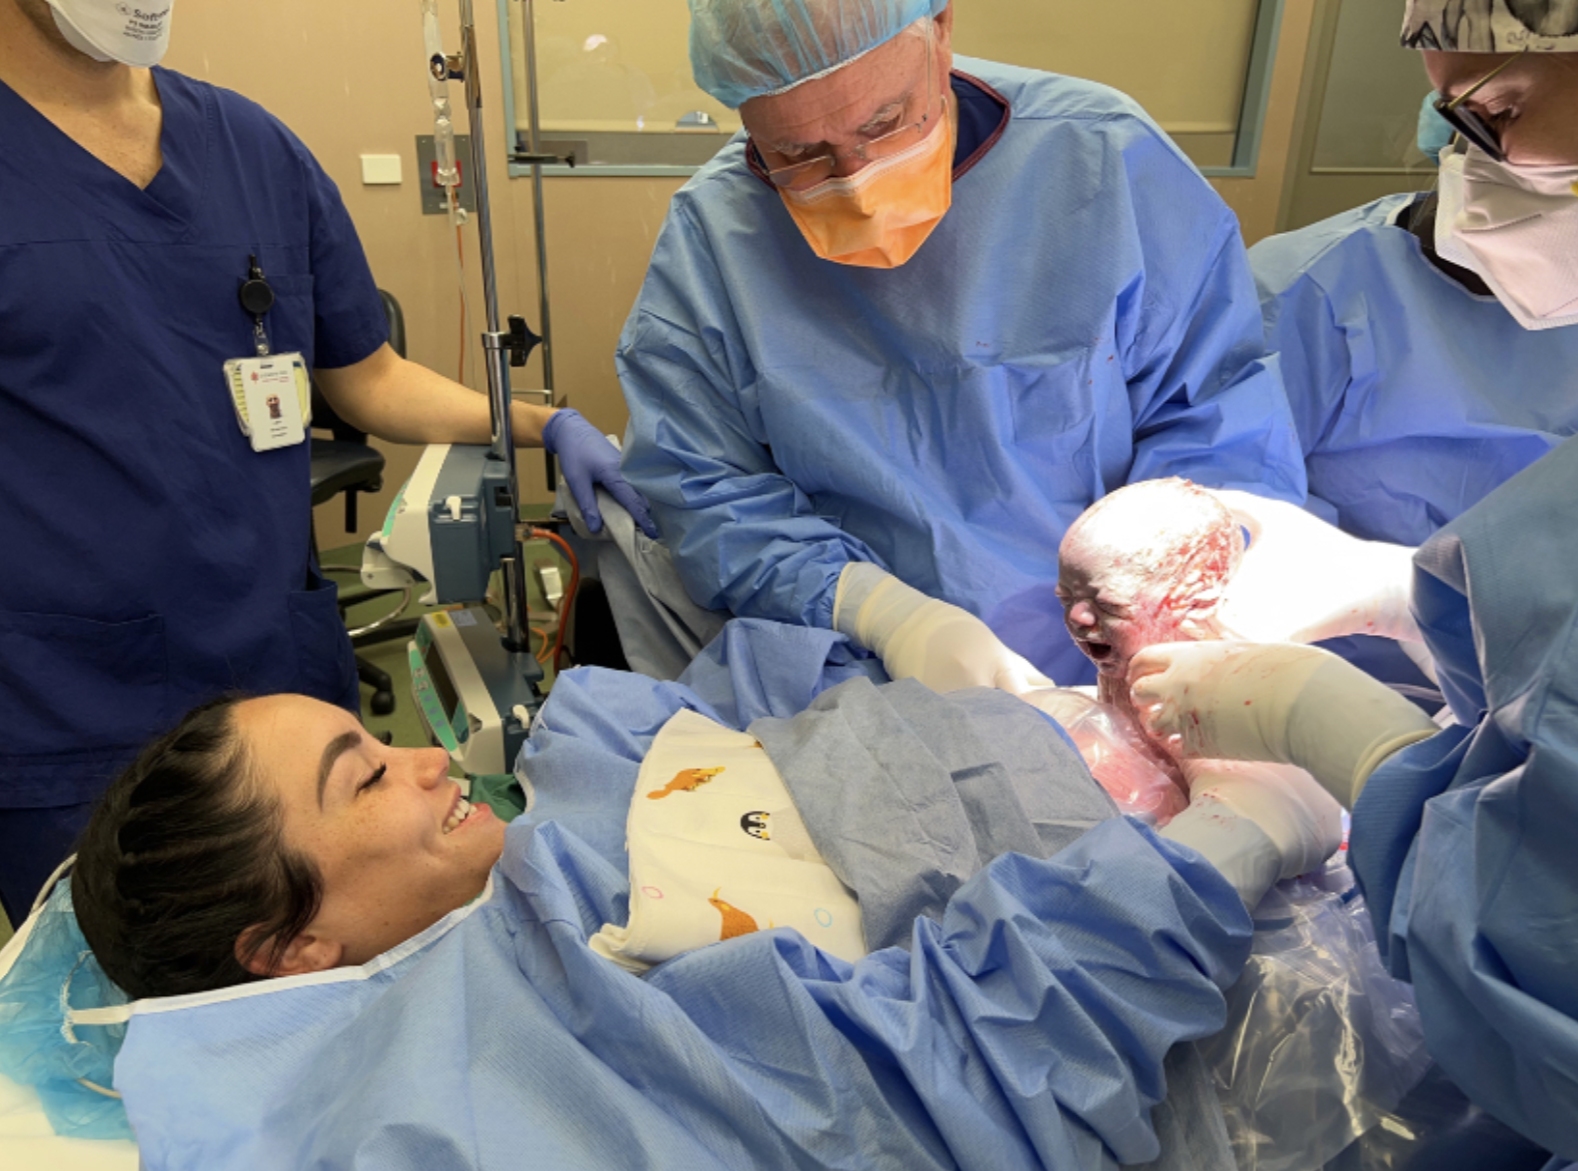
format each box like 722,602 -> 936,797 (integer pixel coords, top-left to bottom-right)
1426,45 -> 1578,331
750,18 -> 946,191
1432,47 -> 1531,162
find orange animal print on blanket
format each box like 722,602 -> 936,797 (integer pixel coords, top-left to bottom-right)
709,889 -> 760,940
647,766 -> 725,800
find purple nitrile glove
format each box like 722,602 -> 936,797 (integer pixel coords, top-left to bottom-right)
540,408 -> 659,537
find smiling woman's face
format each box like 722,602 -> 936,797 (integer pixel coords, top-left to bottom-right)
233,695 -> 506,974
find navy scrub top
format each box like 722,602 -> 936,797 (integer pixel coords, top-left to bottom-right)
0,68 -> 390,808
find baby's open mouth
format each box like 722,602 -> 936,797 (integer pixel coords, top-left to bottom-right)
1081,639 -> 1114,662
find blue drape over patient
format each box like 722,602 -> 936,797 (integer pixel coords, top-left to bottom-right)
1351,437 -> 1578,1161
111,622 -> 1252,1170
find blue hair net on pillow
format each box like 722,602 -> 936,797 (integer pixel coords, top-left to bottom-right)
689,0 -> 949,108
0,880 -> 132,1140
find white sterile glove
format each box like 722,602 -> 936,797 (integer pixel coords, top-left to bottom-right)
1128,641 -> 1440,808
833,563 -> 1056,694
1161,760 -> 1343,908
1206,489 -> 1422,644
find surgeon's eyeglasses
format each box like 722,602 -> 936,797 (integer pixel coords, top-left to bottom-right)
1432,47 -> 1529,164
755,24 -> 944,190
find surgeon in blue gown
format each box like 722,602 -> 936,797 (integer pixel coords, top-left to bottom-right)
1247,2 -> 1578,686
0,0 -> 652,924
616,0 -> 1307,698
1131,436 -> 1578,1164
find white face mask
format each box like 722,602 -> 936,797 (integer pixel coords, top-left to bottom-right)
1435,145 -> 1578,332
48,0 -> 174,69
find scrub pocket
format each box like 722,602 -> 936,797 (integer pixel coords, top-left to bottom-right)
286,573 -> 358,713
0,611 -> 169,803
263,272 -> 317,361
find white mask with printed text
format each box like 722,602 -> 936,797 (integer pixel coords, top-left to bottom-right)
48,0 -> 173,69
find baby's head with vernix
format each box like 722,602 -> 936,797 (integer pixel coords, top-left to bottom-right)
1057,478 -> 1244,702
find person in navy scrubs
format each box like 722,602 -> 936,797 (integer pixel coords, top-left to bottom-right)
0,0 -> 651,924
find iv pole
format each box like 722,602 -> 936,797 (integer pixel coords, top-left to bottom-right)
513,0 -> 576,492
518,0 -> 555,415
426,0 -> 541,654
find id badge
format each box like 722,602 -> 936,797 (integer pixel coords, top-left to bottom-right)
223,353 -> 312,452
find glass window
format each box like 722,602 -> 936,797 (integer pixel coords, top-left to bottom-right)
1312,0 -> 1435,169
1278,0 -> 1439,232
507,0 -> 740,169
505,0 -> 1281,175
953,0 -> 1263,169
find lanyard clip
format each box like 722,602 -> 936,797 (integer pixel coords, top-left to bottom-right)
239,254 -> 276,357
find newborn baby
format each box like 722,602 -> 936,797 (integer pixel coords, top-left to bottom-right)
1051,478 -> 1245,821
1058,478 -> 1244,716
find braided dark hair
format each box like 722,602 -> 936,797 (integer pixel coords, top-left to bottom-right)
71,695 -> 324,1000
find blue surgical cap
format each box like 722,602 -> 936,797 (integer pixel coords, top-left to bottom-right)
689,0 -> 950,109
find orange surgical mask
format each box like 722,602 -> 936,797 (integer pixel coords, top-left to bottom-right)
778,110 -> 955,269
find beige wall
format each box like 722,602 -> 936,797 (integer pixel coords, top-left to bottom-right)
1275,0 -> 1435,232
955,0 -> 1263,172
162,0 -> 1320,549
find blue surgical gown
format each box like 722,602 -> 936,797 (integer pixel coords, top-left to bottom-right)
1250,192 -> 1578,547
617,59 -> 1307,686
1349,436 -> 1578,1161
0,70 -> 388,809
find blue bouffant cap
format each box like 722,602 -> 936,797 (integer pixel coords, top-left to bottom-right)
689,0 -> 950,109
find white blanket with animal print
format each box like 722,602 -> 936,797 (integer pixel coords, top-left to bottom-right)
589,709 -> 866,973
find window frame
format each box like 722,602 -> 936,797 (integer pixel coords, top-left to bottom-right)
498,0 -> 1289,180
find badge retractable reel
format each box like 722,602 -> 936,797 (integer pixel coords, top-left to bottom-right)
225,256 -> 311,452
361,0 -> 552,780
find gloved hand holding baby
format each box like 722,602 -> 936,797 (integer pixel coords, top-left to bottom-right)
1041,477 -> 1431,907
838,473 -> 1443,908
1111,483 -> 1440,814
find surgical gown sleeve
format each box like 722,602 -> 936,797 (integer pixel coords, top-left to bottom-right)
1250,223 -> 1357,456
1118,161 -> 1307,507
647,817 -> 1254,1169
617,200 -> 879,626
1349,436 -> 1578,1161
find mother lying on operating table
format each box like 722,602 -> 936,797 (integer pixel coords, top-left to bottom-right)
17,618 -> 1343,1171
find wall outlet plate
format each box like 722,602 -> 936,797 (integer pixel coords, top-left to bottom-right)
360,154 -> 404,185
